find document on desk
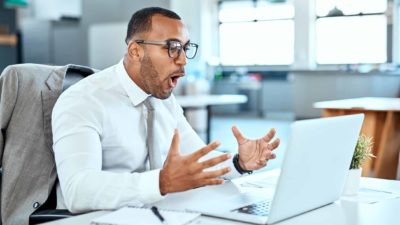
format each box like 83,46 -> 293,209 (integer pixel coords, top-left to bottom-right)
91,206 -> 200,225
341,188 -> 400,204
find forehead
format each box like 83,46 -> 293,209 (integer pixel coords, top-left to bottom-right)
148,14 -> 189,43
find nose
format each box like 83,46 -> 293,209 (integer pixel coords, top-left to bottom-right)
175,50 -> 187,66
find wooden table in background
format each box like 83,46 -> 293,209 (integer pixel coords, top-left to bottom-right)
0,34 -> 17,46
314,97 -> 400,179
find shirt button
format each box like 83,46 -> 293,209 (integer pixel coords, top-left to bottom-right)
33,202 -> 40,209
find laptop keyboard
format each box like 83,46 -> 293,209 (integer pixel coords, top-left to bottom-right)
233,200 -> 271,216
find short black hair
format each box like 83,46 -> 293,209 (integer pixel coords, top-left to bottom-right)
125,7 -> 181,44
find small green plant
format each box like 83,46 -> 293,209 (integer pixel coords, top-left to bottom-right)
350,134 -> 375,169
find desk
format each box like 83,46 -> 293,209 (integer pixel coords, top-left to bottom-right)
41,173 -> 400,225
176,94 -> 248,143
314,97 -> 400,179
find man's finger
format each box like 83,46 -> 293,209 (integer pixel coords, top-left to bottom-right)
260,147 -> 271,161
199,178 -> 225,186
256,159 -> 268,167
262,128 -> 276,143
232,126 -> 246,144
269,138 -> 280,150
199,167 -> 231,179
262,147 -> 277,161
198,154 -> 231,170
167,129 -> 180,157
190,141 -> 220,161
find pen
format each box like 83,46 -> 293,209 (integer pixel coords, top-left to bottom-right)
151,206 -> 167,225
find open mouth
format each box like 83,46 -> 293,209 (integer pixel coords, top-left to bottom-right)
169,73 -> 184,88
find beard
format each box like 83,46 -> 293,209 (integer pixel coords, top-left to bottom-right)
140,53 -> 173,100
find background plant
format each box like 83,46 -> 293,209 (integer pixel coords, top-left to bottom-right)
350,134 -> 375,169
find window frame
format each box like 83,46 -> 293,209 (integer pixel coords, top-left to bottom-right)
214,0 -> 396,70
217,0 -> 295,67
315,2 -> 390,65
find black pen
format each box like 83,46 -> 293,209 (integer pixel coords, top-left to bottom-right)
151,206 -> 167,225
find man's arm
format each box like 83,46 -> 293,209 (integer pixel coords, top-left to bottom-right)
52,95 -> 163,213
159,129 -> 231,195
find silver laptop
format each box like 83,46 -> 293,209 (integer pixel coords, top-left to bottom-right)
187,114 -> 364,224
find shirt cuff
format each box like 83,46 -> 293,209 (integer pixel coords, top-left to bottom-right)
136,169 -> 164,204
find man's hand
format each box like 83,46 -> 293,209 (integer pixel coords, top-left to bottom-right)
232,126 -> 280,171
159,129 -> 231,195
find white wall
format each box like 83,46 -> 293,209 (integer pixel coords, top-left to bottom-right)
20,0 -> 170,66
33,0 -> 81,20
292,0 -> 316,69
89,23 -> 127,69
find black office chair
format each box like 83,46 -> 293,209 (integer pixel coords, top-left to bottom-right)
0,64 -> 95,225
62,66 -> 95,91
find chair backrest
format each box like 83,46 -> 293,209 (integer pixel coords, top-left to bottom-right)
30,65 -> 96,222
36,65 -> 96,212
62,65 -> 96,91
0,63 -> 95,225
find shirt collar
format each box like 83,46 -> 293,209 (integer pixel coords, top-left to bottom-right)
116,59 -> 151,106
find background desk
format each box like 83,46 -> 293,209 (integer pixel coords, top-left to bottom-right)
314,97 -> 400,179
41,173 -> 400,225
176,94 -> 248,143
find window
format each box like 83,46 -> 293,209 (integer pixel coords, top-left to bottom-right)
315,0 -> 388,64
218,0 -> 294,66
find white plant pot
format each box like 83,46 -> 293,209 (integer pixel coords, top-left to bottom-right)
343,168 -> 362,196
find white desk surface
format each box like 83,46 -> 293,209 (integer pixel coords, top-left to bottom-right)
175,94 -> 248,108
41,171 -> 400,225
313,97 -> 400,111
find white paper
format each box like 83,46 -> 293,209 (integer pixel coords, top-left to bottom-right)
91,207 -> 200,225
341,188 -> 400,204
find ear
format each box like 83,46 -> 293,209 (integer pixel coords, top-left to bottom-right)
127,41 -> 143,62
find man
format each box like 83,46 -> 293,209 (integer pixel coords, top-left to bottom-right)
52,7 -> 280,213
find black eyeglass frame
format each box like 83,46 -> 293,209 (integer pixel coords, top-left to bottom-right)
135,40 -> 199,59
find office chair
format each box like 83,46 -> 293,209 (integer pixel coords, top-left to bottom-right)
29,65 -> 96,225
0,64 -> 95,225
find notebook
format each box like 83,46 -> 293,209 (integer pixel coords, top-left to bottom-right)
91,206 -> 200,225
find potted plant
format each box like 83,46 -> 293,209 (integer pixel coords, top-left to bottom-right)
343,134 -> 375,195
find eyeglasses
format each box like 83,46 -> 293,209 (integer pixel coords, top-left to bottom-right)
135,40 -> 198,59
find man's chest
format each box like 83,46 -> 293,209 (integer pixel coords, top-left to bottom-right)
99,103 -> 178,169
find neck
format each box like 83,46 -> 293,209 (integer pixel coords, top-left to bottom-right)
123,56 -> 147,93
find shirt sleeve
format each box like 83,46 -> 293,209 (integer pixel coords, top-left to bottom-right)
52,93 -> 163,213
173,98 -> 242,180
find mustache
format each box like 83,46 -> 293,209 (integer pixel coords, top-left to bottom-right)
173,68 -> 185,74
174,68 -> 185,74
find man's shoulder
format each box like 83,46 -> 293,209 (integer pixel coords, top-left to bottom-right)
52,83 -> 107,124
63,64 -> 117,93
55,64 -> 120,110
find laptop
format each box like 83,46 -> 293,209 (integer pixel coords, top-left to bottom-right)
187,114 -> 364,224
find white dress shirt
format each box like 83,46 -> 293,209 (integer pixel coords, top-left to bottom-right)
52,60 -> 241,213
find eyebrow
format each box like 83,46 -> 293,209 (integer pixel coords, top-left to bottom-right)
166,38 -> 191,45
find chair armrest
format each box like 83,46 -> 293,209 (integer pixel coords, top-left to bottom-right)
29,209 -> 76,225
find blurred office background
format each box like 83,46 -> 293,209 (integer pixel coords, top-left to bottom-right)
1,0 -> 399,173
